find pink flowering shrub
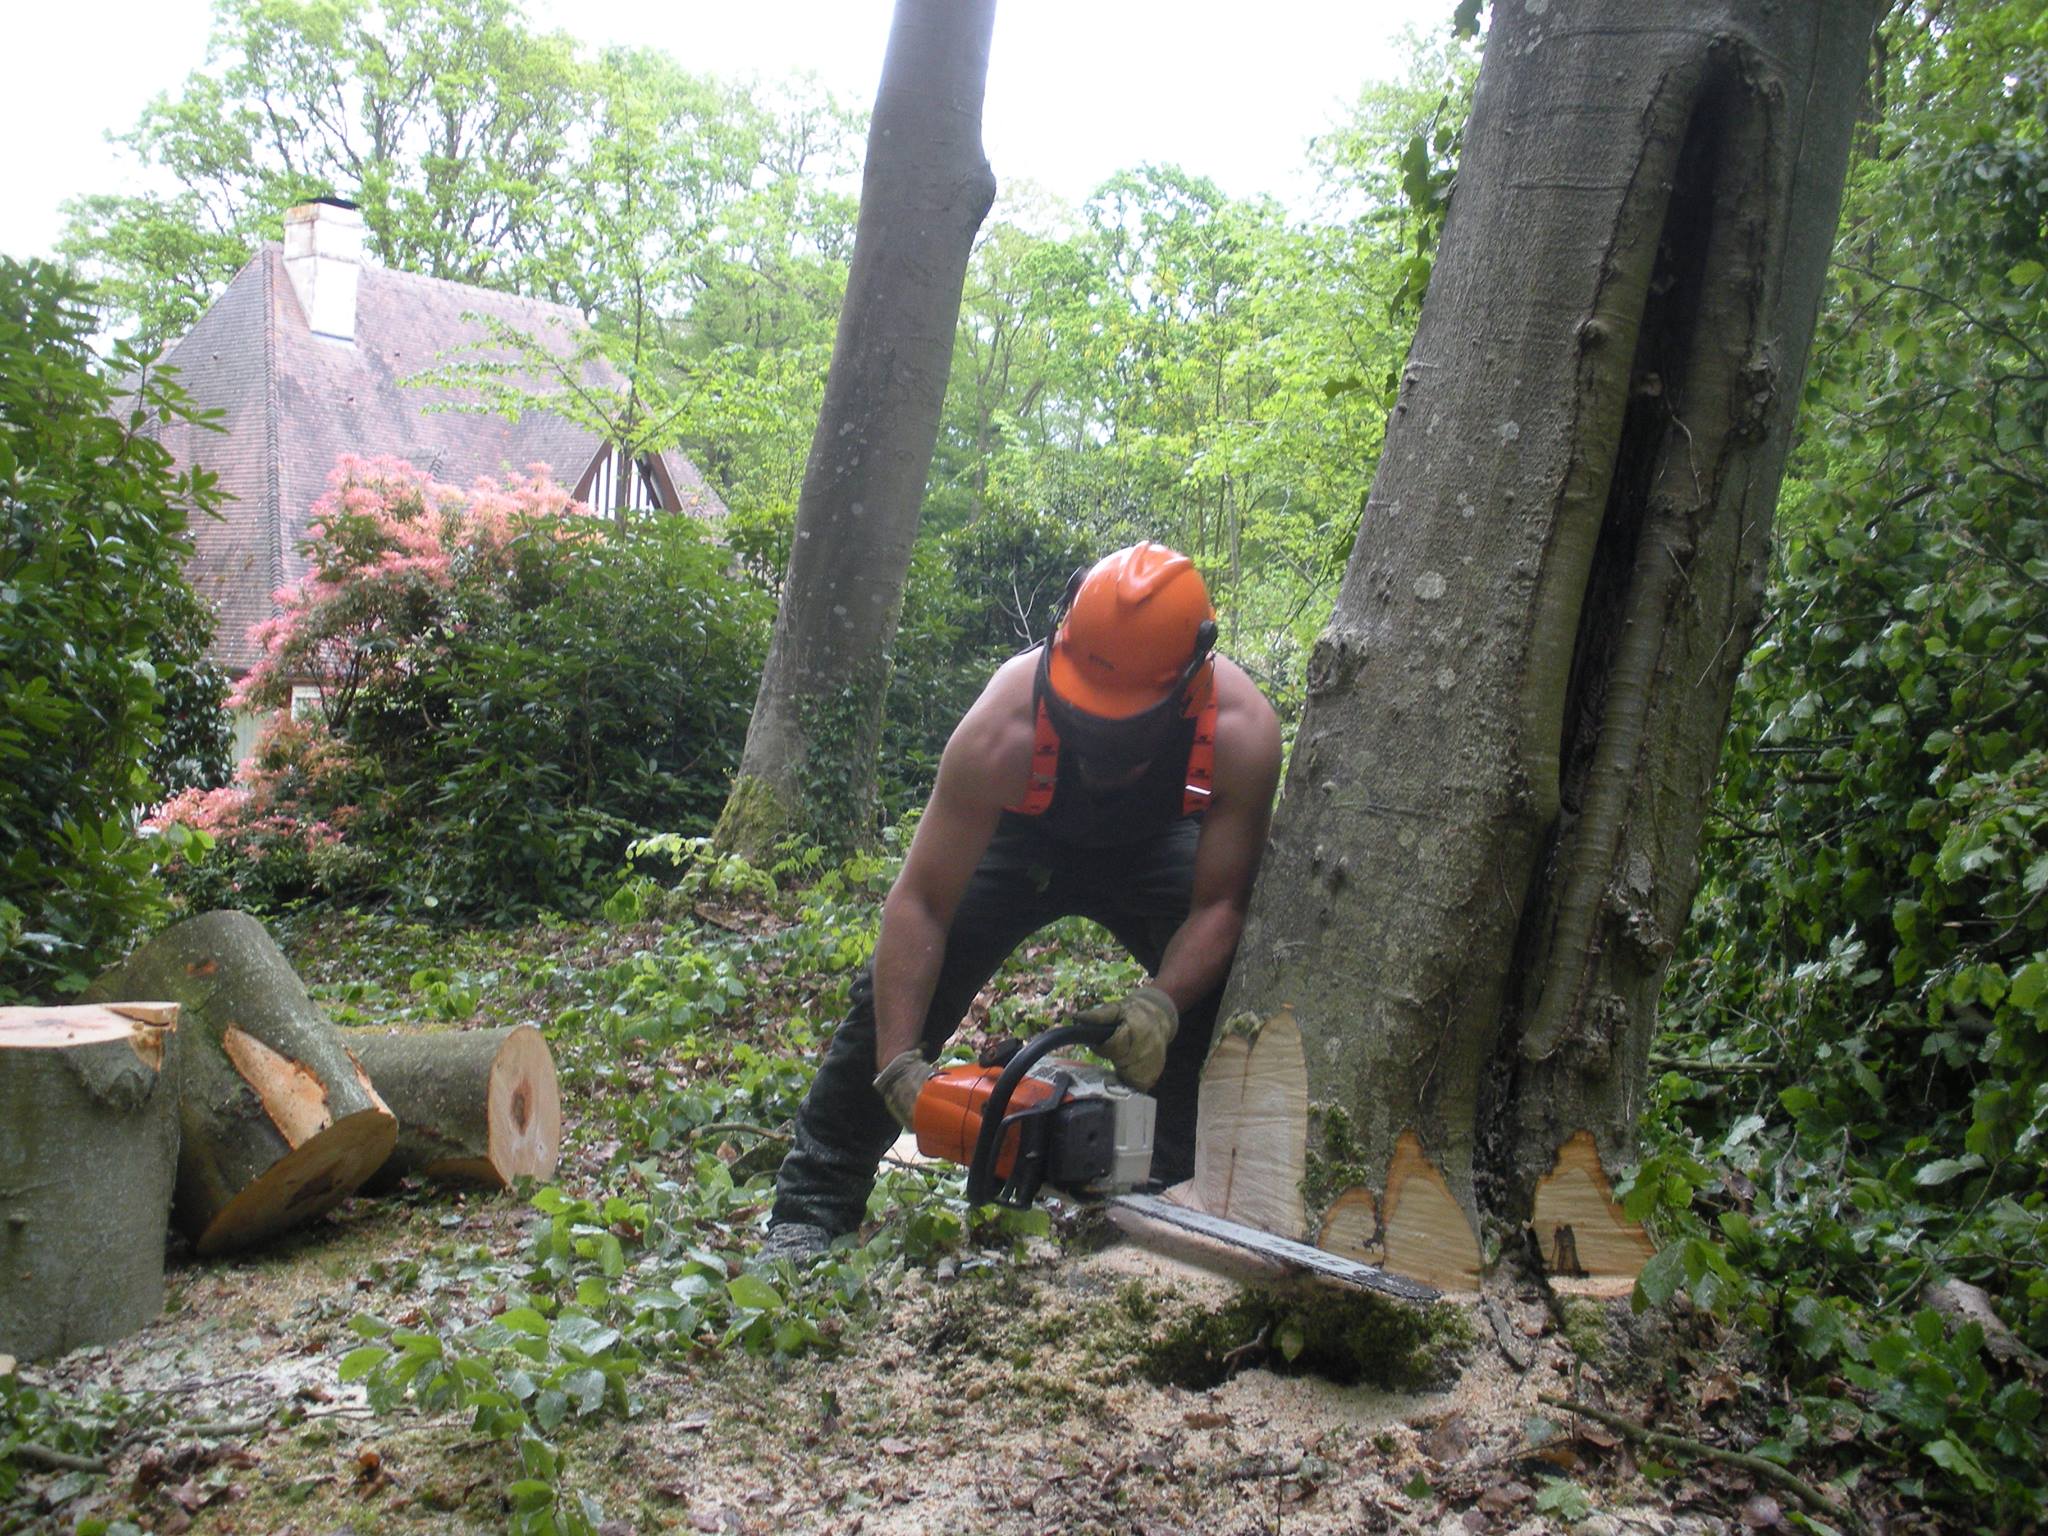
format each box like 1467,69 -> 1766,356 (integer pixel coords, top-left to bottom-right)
148,711 -> 374,910
158,450 -> 767,919
233,455 -> 593,728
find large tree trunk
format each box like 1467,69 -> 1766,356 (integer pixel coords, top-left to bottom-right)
86,911 -> 396,1255
0,1004 -> 180,1361
353,1026 -> 562,1190
715,0 -> 997,859
1200,0 -> 1878,1291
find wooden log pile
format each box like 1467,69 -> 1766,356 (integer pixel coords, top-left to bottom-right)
0,910 -> 562,1363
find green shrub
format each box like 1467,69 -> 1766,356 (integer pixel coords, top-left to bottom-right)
168,456 -> 770,920
1643,8 -> 2048,1521
0,258 -> 224,1000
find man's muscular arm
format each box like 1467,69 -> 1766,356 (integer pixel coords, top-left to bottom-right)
870,658 -> 1032,1069
1151,661 -> 1283,1011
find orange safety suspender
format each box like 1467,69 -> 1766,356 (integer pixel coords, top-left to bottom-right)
1005,692 -> 1218,819
1011,698 -> 1061,815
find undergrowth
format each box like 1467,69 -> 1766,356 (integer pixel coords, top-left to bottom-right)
290,834 -> 1124,1533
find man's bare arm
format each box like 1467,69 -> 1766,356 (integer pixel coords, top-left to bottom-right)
870,663 -> 1031,1068
1152,667 -> 1283,1011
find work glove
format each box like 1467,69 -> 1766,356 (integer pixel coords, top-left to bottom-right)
1077,985 -> 1179,1092
874,1049 -> 932,1131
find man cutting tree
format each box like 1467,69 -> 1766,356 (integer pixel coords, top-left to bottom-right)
764,542 -> 1283,1260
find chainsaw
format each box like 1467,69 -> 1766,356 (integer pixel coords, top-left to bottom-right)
910,1020 -> 1440,1303
911,1019 -> 1153,1208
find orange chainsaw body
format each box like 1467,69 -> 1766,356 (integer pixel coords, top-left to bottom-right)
913,1063 -> 1057,1181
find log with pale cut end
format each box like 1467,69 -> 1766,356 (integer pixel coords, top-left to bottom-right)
84,911 -> 396,1256
0,1003 -> 180,1360
1319,1130 -> 1484,1295
1528,1130 -> 1655,1294
1178,1010 -> 1308,1239
352,1026 -> 561,1189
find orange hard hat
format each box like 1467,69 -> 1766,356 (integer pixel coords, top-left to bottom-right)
1047,543 -> 1217,720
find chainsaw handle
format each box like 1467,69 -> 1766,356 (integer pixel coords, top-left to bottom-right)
963,1020 -> 1118,1207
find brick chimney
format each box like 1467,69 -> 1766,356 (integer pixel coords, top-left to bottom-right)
282,199 -> 363,343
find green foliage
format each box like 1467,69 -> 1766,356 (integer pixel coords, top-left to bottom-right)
158,460 -> 769,921
1642,4 -> 2048,1521
313,838 -> 1062,1523
373,514 -> 768,915
0,259 -> 224,1002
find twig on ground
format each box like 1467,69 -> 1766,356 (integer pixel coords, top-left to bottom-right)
1537,1394 -> 1865,1535
1221,1324 -> 1272,1372
183,1417 -> 273,1439
11,1442 -> 108,1474
686,1121 -> 791,1145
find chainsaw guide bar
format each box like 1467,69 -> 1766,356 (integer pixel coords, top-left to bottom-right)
1109,1193 -> 1441,1303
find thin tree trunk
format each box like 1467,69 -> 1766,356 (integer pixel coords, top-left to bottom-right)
716,0 -> 997,857
1196,0 -> 1878,1291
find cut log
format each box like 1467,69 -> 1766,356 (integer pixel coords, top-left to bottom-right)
352,1026 -> 561,1189
1179,1010 -> 1308,1238
84,911 -> 396,1256
1528,1130 -> 1655,1294
0,1004 -> 181,1360
1318,1130 -> 1484,1295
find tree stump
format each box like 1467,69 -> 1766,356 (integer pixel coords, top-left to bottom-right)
85,911 -> 396,1255
0,1003 -> 180,1360
352,1026 -> 561,1189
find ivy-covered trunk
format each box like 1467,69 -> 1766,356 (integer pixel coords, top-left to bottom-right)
716,0 -> 997,858
1196,0 -> 1880,1290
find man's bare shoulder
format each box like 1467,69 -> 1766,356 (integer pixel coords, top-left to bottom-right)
1212,657 -> 1283,796
939,650 -> 1039,807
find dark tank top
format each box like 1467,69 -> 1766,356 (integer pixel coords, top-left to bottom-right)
997,710 -> 1203,849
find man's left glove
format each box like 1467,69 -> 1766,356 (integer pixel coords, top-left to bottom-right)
874,1049 -> 932,1131
1076,986 -> 1179,1092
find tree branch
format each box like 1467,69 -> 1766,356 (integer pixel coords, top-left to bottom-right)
1537,1395 -> 1865,1534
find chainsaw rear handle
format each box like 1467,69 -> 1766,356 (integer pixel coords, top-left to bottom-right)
963,1019 -> 1118,1207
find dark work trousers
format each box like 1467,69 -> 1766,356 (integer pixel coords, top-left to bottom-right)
770,814 -> 1221,1236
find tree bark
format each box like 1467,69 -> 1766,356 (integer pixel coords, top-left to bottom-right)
1201,0 -> 1878,1289
715,0 -> 998,858
352,1026 -> 561,1189
0,1004 -> 180,1361
85,911 -> 396,1256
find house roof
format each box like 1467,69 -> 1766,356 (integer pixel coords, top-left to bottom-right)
152,245 -> 727,673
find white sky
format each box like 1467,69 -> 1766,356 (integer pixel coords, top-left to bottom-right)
0,0 -> 1451,261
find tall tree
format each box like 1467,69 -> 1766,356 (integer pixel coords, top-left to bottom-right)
1190,0 -> 1882,1290
715,0 -> 997,858
60,0 -> 588,344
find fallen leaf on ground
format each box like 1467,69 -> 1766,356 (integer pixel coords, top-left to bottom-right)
1740,1493 -> 1785,1529
1699,1371 -> 1741,1409
1184,1411 -> 1229,1429
1477,1479 -> 1533,1514
1423,1415 -> 1474,1464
